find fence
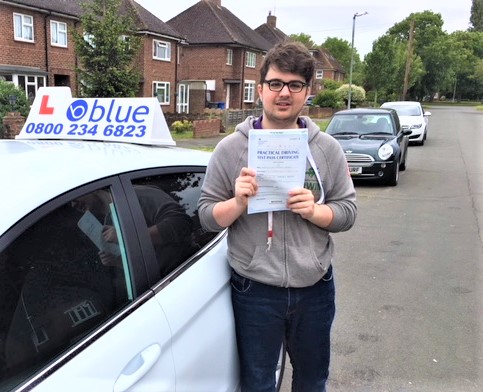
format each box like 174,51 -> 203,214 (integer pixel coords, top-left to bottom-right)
223,108 -> 263,130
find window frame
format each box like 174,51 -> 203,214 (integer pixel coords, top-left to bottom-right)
153,81 -> 170,105
153,39 -> 171,61
119,167 -> 221,291
315,69 -> 324,79
244,80 -> 256,103
245,51 -> 256,68
50,20 -> 68,47
226,48 -> 233,65
13,12 -> 34,42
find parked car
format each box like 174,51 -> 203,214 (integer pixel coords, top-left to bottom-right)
380,101 -> 431,145
305,94 -> 316,106
0,88 -> 285,391
326,108 -> 412,186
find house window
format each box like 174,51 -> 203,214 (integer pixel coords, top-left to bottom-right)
244,80 -> 255,102
316,69 -> 324,79
153,40 -> 171,61
14,13 -> 34,42
17,75 -> 45,103
153,82 -> 170,105
245,52 -> 256,68
226,48 -> 233,65
51,21 -> 67,47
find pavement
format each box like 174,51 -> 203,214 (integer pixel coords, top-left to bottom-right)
174,134 -> 227,149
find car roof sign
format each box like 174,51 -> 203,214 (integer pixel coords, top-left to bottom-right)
16,87 -> 175,146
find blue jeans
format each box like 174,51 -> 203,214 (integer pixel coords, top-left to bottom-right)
231,266 -> 335,392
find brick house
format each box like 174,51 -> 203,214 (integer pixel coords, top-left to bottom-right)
254,11 -> 346,96
0,0 -> 185,113
309,48 -> 346,95
1,0 -> 346,116
255,11 -> 289,47
167,0 -> 272,112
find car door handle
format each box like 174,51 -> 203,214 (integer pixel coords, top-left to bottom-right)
113,343 -> 162,392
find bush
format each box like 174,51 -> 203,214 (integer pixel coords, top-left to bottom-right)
170,120 -> 194,134
0,81 -> 30,123
336,84 -> 366,104
323,79 -> 342,91
313,90 -> 343,109
0,81 -> 30,138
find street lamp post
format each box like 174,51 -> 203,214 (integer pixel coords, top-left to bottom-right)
347,11 -> 368,109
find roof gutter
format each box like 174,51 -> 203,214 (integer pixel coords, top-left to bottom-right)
0,0 -> 79,20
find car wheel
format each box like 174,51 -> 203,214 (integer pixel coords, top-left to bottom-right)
400,152 -> 407,171
275,342 -> 287,391
386,161 -> 399,186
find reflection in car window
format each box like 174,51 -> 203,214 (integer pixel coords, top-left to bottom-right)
132,172 -> 217,281
0,187 -> 130,390
328,115 -> 394,135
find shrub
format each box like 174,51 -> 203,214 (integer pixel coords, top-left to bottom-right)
170,120 -> 194,134
313,90 -> 343,109
0,80 -> 30,121
336,84 -> 366,103
323,79 -> 342,91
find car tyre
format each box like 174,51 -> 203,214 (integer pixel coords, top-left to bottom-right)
386,161 -> 399,186
400,152 -> 407,171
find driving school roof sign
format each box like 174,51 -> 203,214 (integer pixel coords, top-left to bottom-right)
16,87 -> 175,146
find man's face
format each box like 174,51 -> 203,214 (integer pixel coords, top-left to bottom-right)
71,192 -> 106,216
258,66 -> 310,129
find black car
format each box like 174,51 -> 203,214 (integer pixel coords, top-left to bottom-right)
326,108 -> 412,186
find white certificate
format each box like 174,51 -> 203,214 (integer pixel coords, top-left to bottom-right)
248,129 -> 308,214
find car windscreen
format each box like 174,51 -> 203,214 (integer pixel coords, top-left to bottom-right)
326,114 -> 394,135
385,105 -> 421,116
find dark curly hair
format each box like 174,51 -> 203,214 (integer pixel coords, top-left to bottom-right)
259,41 -> 315,84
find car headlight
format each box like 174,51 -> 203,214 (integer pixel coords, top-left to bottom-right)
378,144 -> 394,160
411,123 -> 422,129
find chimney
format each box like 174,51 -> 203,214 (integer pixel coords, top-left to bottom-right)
267,11 -> 276,28
206,0 -> 222,6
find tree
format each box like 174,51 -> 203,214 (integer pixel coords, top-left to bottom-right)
364,35 -> 401,102
387,11 -> 453,100
444,31 -> 483,100
0,81 -> 30,137
321,37 -> 352,72
322,37 -> 363,85
72,0 -> 142,97
470,0 -> 483,32
289,33 -> 316,49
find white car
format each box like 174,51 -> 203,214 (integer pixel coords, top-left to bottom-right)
380,101 -> 431,145
0,88 -> 285,391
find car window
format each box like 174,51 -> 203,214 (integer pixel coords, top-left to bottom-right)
385,105 -> 421,116
0,187 -> 131,390
130,171 -> 217,282
328,114 -> 393,135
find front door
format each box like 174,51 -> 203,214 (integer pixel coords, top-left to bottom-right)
177,84 -> 189,114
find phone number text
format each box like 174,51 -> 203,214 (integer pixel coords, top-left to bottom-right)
24,123 -> 147,138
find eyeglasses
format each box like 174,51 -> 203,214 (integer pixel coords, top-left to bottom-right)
263,79 -> 308,93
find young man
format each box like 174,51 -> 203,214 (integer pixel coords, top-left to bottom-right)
198,41 -> 357,392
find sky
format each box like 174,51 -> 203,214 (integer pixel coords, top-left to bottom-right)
135,0 -> 473,58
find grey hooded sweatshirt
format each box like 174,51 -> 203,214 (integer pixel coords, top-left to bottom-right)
198,116 -> 357,288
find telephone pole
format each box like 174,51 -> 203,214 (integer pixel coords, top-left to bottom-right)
402,19 -> 415,101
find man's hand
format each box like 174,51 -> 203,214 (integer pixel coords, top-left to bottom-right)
287,187 -> 315,219
288,187 -> 334,228
102,225 -> 118,243
98,251 -> 121,267
213,167 -> 258,228
234,167 -> 258,208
